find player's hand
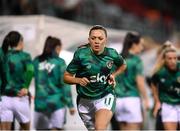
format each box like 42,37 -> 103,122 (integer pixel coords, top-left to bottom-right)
108,74 -> 116,88
78,77 -> 90,87
69,108 -> 76,115
153,101 -> 161,117
18,88 -> 28,97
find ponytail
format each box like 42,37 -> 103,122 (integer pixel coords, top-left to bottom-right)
2,36 -> 10,54
121,32 -> 141,58
1,31 -> 22,54
39,36 -> 61,62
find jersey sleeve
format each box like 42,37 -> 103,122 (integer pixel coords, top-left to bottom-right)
62,85 -> 74,108
59,59 -> 67,85
151,73 -> 159,85
66,49 -> 80,74
135,59 -> 144,76
23,54 -> 34,89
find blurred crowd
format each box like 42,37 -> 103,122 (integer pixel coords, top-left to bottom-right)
0,0 -> 180,43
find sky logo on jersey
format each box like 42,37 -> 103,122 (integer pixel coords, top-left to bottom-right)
170,86 -> 180,94
90,73 -> 109,84
39,61 -> 55,73
174,87 -> 180,94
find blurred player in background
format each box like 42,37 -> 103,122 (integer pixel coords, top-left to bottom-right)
0,45 -> 6,130
33,36 -> 75,130
114,32 -> 150,130
151,44 -> 180,130
150,42 -> 172,130
0,31 -> 34,130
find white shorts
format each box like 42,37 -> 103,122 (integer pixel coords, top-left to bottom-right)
33,108 -> 66,129
115,97 -> 143,123
0,101 -> 13,122
77,93 -> 115,130
0,100 -> 2,114
161,102 -> 180,122
0,96 -> 30,123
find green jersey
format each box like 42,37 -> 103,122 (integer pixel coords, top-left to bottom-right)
151,62 -> 180,105
3,49 -> 34,96
115,53 -> 143,97
66,44 -> 125,100
33,55 -> 74,114
0,48 -> 5,100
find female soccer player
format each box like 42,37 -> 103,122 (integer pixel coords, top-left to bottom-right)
114,32 -> 149,130
64,25 -> 126,130
33,36 -> 75,130
151,45 -> 180,130
0,31 -> 34,130
150,42 -> 172,130
0,47 -> 5,130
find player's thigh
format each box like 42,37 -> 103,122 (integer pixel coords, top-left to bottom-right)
77,96 -> 95,130
13,96 -> 30,124
95,109 -> 113,126
0,96 -> 13,122
94,93 -> 115,128
161,103 -> 178,122
0,101 -> 13,130
119,97 -> 143,123
0,110 -> 13,122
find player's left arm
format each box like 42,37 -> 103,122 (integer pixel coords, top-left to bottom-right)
18,54 -> 34,97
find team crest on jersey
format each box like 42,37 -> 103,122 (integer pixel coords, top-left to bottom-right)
177,77 -> 180,83
106,61 -> 113,69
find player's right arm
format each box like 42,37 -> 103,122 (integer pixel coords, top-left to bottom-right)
64,71 -> 89,87
151,73 -> 161,117
64,48 -> 90,87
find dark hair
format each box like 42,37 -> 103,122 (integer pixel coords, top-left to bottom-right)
2,31 -> 23,54
121,32 -> 141,58
39,36 -> 61,61
89,25 -> 107,37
